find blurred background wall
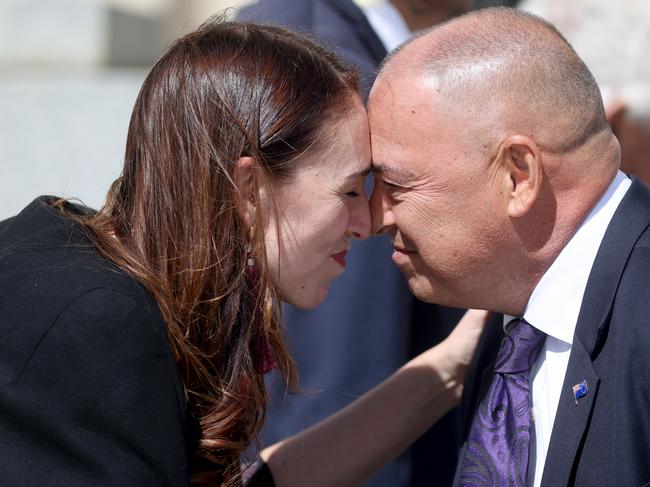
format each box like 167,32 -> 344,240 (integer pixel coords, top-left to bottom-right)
1,0 -> 261,220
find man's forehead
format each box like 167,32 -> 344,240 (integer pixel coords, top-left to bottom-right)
370,73 -> 424,109
369,79 -> 423,176
369,77 -> 442,134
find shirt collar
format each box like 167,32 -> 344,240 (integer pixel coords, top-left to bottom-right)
362,0 -> 412,53
504,171 -> 631,344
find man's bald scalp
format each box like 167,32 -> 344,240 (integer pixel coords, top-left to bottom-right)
378,7 -> 610,154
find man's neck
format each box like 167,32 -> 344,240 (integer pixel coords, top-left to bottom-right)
503,168 -> 622,316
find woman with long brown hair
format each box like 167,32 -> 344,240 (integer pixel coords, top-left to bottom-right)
0,19 -> 486,487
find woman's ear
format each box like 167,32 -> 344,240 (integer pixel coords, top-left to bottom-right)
233,156 -> 257,227
495,135 -> 543,218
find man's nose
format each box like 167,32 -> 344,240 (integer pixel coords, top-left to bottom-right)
369,183 -> 394,235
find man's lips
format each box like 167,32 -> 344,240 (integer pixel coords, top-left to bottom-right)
331,250 -> 348,267
393,245 -> 416,255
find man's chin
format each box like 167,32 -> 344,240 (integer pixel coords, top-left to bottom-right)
405,273 -> 458,307
394,258 -> 445,303
406,274 -> 436,302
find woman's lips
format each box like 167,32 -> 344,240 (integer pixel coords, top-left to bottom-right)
331,250 -> 348,267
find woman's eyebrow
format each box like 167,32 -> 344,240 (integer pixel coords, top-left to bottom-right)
344,167 -> 371,181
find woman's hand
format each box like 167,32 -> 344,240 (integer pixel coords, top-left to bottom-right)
414,309 -> 491,400
260,308 -> 491,487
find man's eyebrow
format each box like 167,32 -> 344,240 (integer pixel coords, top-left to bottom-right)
372,163 -> 413,180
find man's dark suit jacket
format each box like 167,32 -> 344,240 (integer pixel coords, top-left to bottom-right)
238,1 -> 465,486
0,198 -> 191,486
455,177 -> 650,486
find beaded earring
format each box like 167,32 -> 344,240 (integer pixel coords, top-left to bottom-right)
246,228 -> 277,374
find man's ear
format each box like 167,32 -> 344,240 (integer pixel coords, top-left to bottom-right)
605,98 -> 627,135
233,156 -> 257,228
495,135 -> 542,218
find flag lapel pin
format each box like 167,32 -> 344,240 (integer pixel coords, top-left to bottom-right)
572,380 -> 588,405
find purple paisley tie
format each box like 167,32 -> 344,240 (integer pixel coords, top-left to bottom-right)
459,318 -> 546,487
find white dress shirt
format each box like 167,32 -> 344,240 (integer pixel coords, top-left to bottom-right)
503,170 -> 631,487
362,0 -> 412,53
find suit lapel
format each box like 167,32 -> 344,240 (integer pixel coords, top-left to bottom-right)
541,178 -> 650,486
540,338 -> 600,487
573,178 -> 650,353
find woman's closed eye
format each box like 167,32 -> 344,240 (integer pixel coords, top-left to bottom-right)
344,179 -> 368,199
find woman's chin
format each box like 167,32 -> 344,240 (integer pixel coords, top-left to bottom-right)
282,283 -> 330,310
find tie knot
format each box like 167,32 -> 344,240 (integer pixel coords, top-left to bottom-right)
493,318 -> 546,374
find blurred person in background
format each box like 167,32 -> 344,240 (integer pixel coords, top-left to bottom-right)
237,1 -> 515,485
0,19 -> 488,487
519,0 -> 650,185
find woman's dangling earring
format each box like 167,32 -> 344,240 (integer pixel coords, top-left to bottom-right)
246,227 -> 255,267
246,227 -> 277,374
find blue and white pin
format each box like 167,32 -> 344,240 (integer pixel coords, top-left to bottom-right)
572,380 -> 589,405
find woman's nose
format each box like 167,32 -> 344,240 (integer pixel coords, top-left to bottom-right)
347,197 -> 371,240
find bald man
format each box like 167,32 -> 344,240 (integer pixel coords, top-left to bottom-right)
369,7 -> 650,487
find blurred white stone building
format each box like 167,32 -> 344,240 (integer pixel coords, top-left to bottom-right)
0,0 -> 254,219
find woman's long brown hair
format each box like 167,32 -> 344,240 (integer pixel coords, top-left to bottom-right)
59,19 -> 359,486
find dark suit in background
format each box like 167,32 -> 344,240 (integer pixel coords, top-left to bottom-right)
455,178 -> 650,486
238,1 -> 465,485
